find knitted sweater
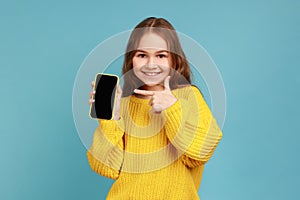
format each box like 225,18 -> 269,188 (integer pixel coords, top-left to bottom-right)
87,85 -> 222,200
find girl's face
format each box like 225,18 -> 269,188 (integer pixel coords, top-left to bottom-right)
132,32 -> 172,91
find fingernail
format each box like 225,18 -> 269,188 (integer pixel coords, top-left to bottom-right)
93,90 -> 96,94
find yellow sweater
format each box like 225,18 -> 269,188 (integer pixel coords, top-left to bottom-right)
87,86 -> 222,200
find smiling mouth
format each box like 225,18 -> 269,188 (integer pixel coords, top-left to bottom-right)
142,72 -> 161,76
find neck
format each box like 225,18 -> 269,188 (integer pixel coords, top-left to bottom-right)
141,84 -> 164,91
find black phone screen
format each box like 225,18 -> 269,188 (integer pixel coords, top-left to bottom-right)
90,74 -> 118,120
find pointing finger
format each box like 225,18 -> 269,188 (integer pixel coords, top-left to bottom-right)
134,89 -> 154,96
164,76 -> 171,91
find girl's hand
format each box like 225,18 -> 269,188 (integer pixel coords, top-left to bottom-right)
88,81 -> 96,105
134,76 -> 177,113
88,81 -> 122,120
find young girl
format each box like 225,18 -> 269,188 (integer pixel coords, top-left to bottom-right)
87,17 -> 222,200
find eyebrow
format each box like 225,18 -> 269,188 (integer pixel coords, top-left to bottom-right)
136,49 -> 169,53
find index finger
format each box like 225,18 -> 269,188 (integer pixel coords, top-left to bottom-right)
91,81 -> 95,89
134,89 -> 154,96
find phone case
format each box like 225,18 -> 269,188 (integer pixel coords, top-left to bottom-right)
89,73 -> 119,120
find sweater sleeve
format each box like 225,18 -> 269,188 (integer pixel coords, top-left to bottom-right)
86,118 -> 125,180
164,86 -> 223,168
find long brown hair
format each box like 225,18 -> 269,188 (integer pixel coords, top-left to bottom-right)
122,17 -> 192,97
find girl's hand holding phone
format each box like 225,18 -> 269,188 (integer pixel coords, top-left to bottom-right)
88,81 -> 123,120
134,76 -> 177,113
88,81 -> 96,105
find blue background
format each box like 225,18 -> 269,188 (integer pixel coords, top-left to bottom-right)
1,0 -> 299,199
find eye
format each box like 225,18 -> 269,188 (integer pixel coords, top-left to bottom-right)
158,54 -> 167,58
137,53 -> 146,58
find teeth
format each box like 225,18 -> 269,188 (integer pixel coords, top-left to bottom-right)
143,72 -> 160,76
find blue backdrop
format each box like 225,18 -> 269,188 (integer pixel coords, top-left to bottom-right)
1,0 -> 299,199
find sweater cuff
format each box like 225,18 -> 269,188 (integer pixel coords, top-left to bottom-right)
88,119 -> 125,174
98,117 -> 125,145
86,150 -> 120,180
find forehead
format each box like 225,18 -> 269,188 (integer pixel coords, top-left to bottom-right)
137,32 -> 168,51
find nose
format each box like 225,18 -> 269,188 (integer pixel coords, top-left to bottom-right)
147,56 -> 155,65
146,56 -> 158,68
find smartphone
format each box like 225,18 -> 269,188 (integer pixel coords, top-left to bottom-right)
89,73 -> 119,120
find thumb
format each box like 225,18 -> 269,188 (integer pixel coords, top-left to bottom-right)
164,76 -> 171,91
117,84 -> 122,95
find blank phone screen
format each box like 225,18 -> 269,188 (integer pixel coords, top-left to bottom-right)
90,74 -> 118,119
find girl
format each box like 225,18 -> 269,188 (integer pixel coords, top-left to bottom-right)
87,17 -> 222,200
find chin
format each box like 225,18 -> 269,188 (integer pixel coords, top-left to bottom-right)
137,78 -> 162,86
